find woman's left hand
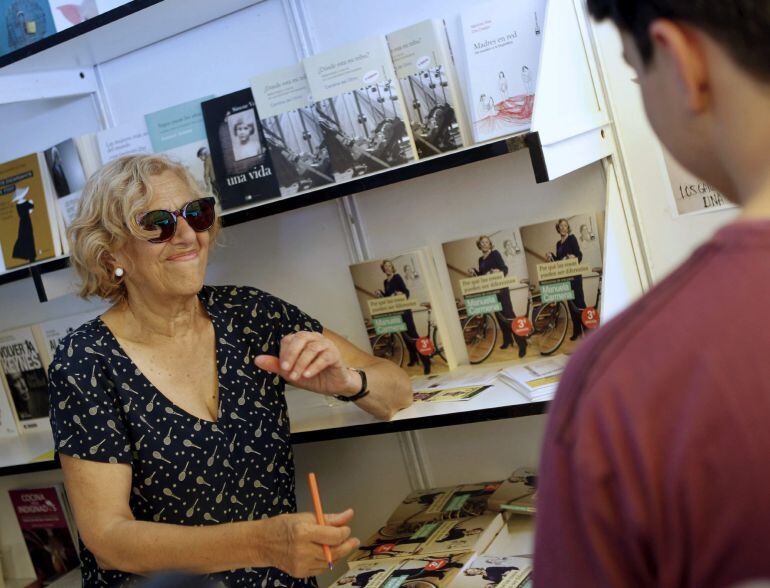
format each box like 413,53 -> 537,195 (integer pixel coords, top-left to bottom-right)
254,332 -> 359,397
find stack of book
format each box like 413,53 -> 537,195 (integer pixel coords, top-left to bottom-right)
497,355 -> 568,401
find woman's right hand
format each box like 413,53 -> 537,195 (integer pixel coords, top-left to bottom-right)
259,509 -> 360,578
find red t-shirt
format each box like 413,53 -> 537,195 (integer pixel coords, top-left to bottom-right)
534,221 -> 770,588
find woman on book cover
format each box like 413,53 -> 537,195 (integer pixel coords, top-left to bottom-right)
11,186 -> 36,262
376,260 -> 432,375
547,218 -> 586,340
498,71 -> 509,101
228,113 -> 261,162
48,146 -> 71,198
48,155 -> 412,588
468,236 -> 528,357
464,565 -> 521,586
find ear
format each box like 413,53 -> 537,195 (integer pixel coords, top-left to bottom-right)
648,19 -> 710,113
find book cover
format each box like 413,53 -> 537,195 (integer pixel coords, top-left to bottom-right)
488,468 -> 537,514
33,309 -> 100,369
250,63 -> 334,196
0,374 -> 19,438
350,514 -> 503,567
388,481 -> 502,527
519,212 -> 604,347
43,138 -> 88,254
333,554 -> 472,588
0,0 -> 55,54
387,19 -> 471,159
350,249 -> 456,377
460,0 -> 546,142
97,118 -> 153,164
442,229 -> 530,365
0,153 -> 58,269
145,96 -> 216,196
48,0 -> 97,31
303,36 -> 416,181
201,89 -> 280,211
0,327 -> 50,433
8,487 -> 79,585
454,555 -> 532,588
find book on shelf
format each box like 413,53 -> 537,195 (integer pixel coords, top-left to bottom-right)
497,355 -> 568,401
97,118 -> 153,165
349,248 -> 460,378
303,36 -> 417,181
442,228 -> 530,365
201,89 -> 281,211
332,553 -> 473,588
145,97 -> 216,197
0,372 -> 20,439
349,513 -> 504,568
387,481 -> 503,527
459,0 -> 546,142
8,486 -> 80,586
48,0 -> 97,31
250,63 -> 335,197
387,19 -> 472,159
453,555 -> 533,588
32,309 -> 102,369
93,0 -> 130,13
43,139 -> 89,255
0,326 -> 50,433
488,468 -> 537,515
0,152 -> 61,271
0,0 -> 55,54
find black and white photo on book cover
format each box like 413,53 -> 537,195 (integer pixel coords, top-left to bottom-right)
43,138 -> 88,229
202,89 -> 280,211
0,328 -> 49,431
350,254 -> 448,378
442,229 -> 537,366
519,212 -> 605,351
304,37 -> 416,182
250,64 -> 334,197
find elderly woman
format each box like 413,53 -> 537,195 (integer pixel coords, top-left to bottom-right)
49,155 -> 412,587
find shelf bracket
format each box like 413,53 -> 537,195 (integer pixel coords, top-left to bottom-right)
29,266 -> 48,303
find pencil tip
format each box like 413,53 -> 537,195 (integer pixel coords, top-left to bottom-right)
329,563 -> 334,570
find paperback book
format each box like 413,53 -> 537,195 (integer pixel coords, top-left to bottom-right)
332,554 -> 473,588
349,248 -> 459,377
349,513 -> 503,568
488,468 -> 537,515
250,63 -> 334,196
49,0 -> 98,31
303,36 -> 417,181
43,138 -> 88,254
0,326 -> 50,433
453,555 -> 532,588
97,118 -> 153,164
498,355 -> 568,402
33,309 -> 101,369
201,89 -> 280,210
387,481 -> 503,527
145,97 -> 216,196
0,0 -> 55,54
460,0 -> 546,142
387,19 -> 471,158
0,152 -> 60,270
8,486 -> 79,585
442,229 -> 530,365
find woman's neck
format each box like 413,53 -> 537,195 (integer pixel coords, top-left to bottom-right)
109,289 -> 205,341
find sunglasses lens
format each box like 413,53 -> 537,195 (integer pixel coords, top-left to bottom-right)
184,198 -> 216,232
140,210 -> 176,243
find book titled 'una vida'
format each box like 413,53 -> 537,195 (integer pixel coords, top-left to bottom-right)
460,0 -> 546,142
303,36 -> 417,181
387,19 -> 472,159
201,89 -> 280,211
250,63 -> 334,197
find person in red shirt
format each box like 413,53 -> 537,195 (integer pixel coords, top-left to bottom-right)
534,2 -> 770,587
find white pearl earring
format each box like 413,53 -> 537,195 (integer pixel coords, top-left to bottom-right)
114,267 -> 125,278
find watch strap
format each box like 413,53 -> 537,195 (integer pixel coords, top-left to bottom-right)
335,368 -> 369,402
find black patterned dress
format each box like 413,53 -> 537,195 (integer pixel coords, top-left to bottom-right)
48,286 -> 322,587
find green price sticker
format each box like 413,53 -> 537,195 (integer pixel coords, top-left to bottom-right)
410,522 -> 440,540
444,493 -> 471,512
464,294 -> 502,316
540,281 -> 575,303
372,313 -> 407,335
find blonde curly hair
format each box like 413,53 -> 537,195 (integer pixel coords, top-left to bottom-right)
67,154 -> 221,304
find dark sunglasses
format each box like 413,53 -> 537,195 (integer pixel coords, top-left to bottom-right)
136,197 -> 216,244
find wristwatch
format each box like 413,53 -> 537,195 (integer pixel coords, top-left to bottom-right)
334,368 -> 370,402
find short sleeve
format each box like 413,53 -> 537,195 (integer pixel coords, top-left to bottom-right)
262,291 -> 323,340
48,333 -> 132,465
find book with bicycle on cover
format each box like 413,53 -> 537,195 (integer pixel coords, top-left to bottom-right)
332,553 -> 474,588
387,481 -> 503,527
349,247 -> 460,377
453,555 -> 533,588
348,513 -> 504,568
441,228 -> 531,366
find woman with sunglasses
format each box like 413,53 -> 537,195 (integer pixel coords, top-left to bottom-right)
48,155 -> 412,587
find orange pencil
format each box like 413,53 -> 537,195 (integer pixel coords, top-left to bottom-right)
308,472 -> 334,570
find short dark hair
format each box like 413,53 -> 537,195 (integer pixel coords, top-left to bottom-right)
586,0 -> 770,80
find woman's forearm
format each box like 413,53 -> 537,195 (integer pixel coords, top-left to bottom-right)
353,358 -> 412,420
93,517 -> 273,575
